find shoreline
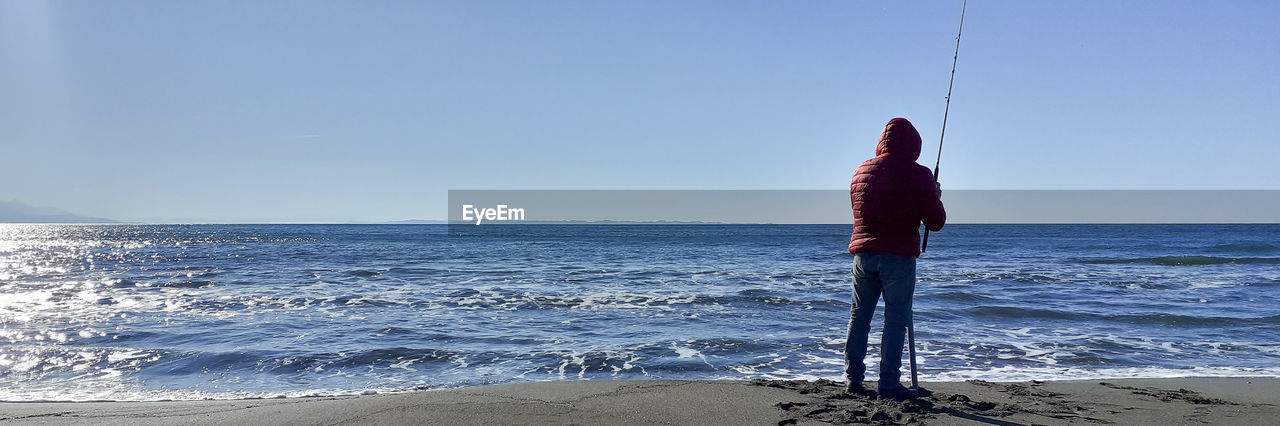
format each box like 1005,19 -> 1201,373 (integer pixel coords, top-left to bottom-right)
2,377 -> 1277,425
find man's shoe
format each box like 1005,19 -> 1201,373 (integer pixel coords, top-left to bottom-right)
877,383 -> 919,400
846,380 -> 877,397
845,380 -> 864,394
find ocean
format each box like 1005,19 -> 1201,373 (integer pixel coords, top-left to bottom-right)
1,224 -> 1278,401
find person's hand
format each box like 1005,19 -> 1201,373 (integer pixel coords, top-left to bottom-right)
935,182 -> 942,198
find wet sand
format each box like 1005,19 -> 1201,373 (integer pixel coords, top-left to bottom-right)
1,377 -> 1276,425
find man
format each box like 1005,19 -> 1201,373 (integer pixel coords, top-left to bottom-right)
845,117 -> 946,399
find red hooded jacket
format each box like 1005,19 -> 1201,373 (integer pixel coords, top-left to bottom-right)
848,118 -> 946,257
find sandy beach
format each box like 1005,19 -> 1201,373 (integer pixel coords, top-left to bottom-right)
1,377 -> 1276,425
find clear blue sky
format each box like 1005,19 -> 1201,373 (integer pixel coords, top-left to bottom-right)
3,1 -> 1277,223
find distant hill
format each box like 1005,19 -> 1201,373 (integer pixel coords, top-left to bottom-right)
0,200 -> 117,223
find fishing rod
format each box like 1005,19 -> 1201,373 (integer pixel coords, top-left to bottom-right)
920,0 -> 965,255
910,0 -> 966,394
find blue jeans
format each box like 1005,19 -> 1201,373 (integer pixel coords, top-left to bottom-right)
844,252 -> 916,389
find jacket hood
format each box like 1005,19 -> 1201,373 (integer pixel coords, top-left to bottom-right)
875,117 -> 922,161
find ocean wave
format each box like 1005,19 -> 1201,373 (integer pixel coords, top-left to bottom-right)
965,305 -> 1280,326
1251,278 -> 1280,287
1207,243 -> 1280,254
939,270 -> 1073,284
160,280 -> 217,288
930,291 -> 999,303
437,290 -> 845,312
1078,256 -> 1280,266
344,269 -> 382,278
924,365 -> 1280,383
1091,279 -> 1180,290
